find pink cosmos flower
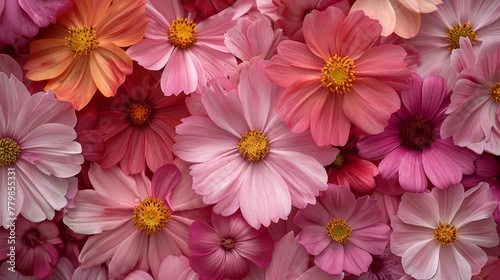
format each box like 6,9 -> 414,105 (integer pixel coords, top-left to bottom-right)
173,60 -> 337,229
265,7 -> 410,146
407,0 -> 500,87
357,74 -> 477,192
0,72 -> 83,227
441,38 -> 500,155
97,63 -> 189,174
63,163 -> 205,279
189,211 -> 274,280
127,0 -> 237,96
0,215 -> 62,278
294,185 -> 391,276
391,183 -> 499,279
350,0 -> 442,39
0,0 -> 73,44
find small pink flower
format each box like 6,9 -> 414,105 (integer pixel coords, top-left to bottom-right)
189,211 -> 274,280
294,185 -> 391,275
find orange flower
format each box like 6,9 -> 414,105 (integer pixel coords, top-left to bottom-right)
24,0 -> 148,110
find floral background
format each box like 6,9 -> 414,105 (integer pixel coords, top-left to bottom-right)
1,0 -> 500,279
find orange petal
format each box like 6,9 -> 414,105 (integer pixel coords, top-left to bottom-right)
90,43 -> 132,98
59,0 -> 112,27
24,39 -> 74,81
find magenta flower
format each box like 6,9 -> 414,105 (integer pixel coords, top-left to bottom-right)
357,73 -> 477,192
294,185 -> 391,276
97,63 -> 189,174
0,72 -> 83,227
266,7 -> 410,146
441,38 -> 500,155
0,215 -> 62,278
189,211 -> 274,280
127,0 -> 237,96
63,163 -> 205,279
173,60 -> 337,229
391,183 -> 499,279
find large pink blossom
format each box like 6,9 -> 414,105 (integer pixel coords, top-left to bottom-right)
391,183 -> 499,279
357,73 -> 477,192
173,60 -> 337,229
294,185 -> 391,276
265,7 -> 410,146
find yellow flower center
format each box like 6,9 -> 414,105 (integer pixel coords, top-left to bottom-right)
128,102 -> 152,126
490,82 -> 500,102
433,223 -> 458,246
65,25 -> 99,58
132,196 -> 171,235
168,18 -> 197,49
0,138 -> 21,167
321,54 -> 356,95
446,23 -> 477,51
326,218 -> 352,243
237,129 -> 270,162
331,153 -> 344,168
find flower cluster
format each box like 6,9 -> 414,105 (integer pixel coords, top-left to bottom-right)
1,0 -> 500,279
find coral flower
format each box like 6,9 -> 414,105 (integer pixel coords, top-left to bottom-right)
357,74 -> 477,192
23,0 -> 148,110
63,163 -> 205,279
391,183 -> 500,279
0,72 -> 83,227
189,212 -> 274,280
294,185 -> 391,275
265,7 -> 410,146
173,60 -> 337,229
97,63 -> 189,175
127,0 -> 237,96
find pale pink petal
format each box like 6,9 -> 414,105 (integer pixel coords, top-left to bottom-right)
0,54 -> 23,81
390,216 -> 434,256
398,192 -> 439,227
127,39 -> 175,70
310,92 -> 350,146
431,184 -> 463,223
454,240 -> 488,275
158,256 -> 195,280
350,0 -> 396,37
150,164 -> 181,206
393,2 -> 421,39
107,228 -> 149,280
458,218 -> 500,248
265,232 -> 309,280
297,265 -> 344,280
161,49 -> 198,95
433,246 -> 471,280
401,239 -> 440,279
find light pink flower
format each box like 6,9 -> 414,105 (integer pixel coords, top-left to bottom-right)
391,183 -> 499,279
407,0 -> 500,88
294,185 -> 391,275
0,72 -> 83,227
63,163 -> 205,279
97,63 -> 189,174
350,0 -> 442,39
158,255 -> 199,280
127,0 -> 237,96
0,215 -> 62,278
265,7 -> 410,146
173,60 -> 337,229
441,38 -> 500,155
189,211 -> 274,280
357,73 -> 477,192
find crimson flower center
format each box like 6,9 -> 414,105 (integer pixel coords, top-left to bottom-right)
326,218 -> 352,243
65,25 -> 99,58
446,22 -> 477,51
490,82 -> 500,102
24,229 -> 46,248
433,223 -> 458,246
0,137 -> 21,167
321,54 -> 356,95
400,117 -> 434,150
169,18 -> 197,49
128,102 -> 152,126
132,196 -> 171,235
221,237 -> 236,250
237,129 -> 270,162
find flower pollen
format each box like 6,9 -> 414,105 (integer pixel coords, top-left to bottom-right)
0,138 -> 21,167
221,237 -> 236,250
168,18 -> 197,49
433,223 -> 458,245
490,82 -> 500,102
128,102 -> 152,126
132,196 -> 171,235
331,153 -> 344,168
446,23 -> 477,51
326,218 -> 352,243
321,54 -> 356,95
400,117 -> 434,150
237,129 -> 270,162
65,25 -> 99,58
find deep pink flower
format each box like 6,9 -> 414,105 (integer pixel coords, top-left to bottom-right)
357,73 -> 477,192
63,163 -> 205,279
266,7 -> 410,146
127,0 -> 237,96
189,211 -> 274,280
391,183 -> 499,279
294,185 -> 391,275
97,63 -> 189,174
0,215 -> 62,278
345,245 -> 405,280
173,60 -> 337,229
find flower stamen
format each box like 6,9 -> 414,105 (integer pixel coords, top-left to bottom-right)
490,82 -> 500,102
128,102 -> 152,126
132,196 -> 171,235
433,223 -> 458,245
0,138 -> 21,167
65,25 -> 99,58
326,218 -> 352,243
237,129 -> 270,162
446,23 -> 477,51
321,54 -> 356,95
400,117 -> 434,150
168,18 -> 197,49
